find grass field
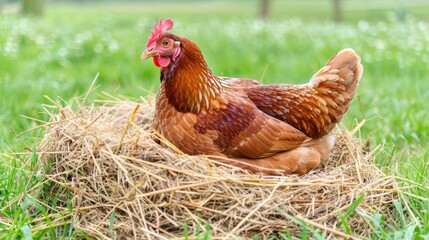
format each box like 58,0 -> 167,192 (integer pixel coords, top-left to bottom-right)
1,0 -> 429,238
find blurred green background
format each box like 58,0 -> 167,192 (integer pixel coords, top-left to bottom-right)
1,0 -> 428,152
1,0 -> 429,238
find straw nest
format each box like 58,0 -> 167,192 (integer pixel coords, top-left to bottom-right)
38,97 -> 397,239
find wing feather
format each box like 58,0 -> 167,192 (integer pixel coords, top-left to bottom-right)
236,49 -> 363,138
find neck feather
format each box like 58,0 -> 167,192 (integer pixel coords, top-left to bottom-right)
162,37 -> 223,113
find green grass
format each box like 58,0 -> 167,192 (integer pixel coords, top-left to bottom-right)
1,0 -> 429,238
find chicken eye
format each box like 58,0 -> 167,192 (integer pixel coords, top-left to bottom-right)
162,41 -> 170,47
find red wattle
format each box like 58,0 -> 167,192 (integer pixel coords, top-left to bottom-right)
153,57 -> 161,67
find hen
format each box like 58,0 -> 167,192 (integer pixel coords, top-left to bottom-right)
141,19 -> 363,175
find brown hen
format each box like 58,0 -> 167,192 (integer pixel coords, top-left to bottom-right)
141,19 -> 363,175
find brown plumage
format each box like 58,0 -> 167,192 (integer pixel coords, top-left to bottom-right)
142,19 -> 363,175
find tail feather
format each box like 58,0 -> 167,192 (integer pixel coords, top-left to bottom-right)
313,48 -> 363,98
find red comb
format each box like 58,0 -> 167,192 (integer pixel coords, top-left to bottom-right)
146,18 -> 174,50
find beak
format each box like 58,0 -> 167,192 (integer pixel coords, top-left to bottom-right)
141,49 -> 157,60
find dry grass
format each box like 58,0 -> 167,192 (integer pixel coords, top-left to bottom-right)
36,97 -> 397,239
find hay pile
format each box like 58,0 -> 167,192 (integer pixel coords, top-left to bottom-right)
38,98 -> 397,239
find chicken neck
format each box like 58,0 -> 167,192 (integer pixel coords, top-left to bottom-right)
161,36 -> 224,114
